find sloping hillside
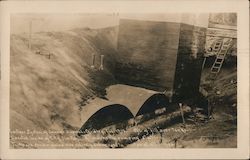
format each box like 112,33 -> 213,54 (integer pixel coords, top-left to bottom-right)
10,27 -> 118,131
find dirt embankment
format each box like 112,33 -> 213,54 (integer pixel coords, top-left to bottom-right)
10,27 -> 119,131
201,56 -> 237,116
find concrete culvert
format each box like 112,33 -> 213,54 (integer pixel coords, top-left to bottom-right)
136,93 -> 170,116
78,104 -> 133,136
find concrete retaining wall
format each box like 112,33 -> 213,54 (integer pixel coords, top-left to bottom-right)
115,19 -> 180,91
173,24 -> 206,100
116,19 -> 206,100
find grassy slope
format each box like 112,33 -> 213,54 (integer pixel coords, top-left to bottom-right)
10,27 -> 118,131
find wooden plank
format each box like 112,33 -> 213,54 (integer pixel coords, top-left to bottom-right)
207,28 -> 237,38
208,23 -> 237,30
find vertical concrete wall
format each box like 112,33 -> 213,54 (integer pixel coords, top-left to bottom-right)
173,24 -> 207,100
173,14 -> 208,100
115,19 -> 180,91
116,14 -> 208,100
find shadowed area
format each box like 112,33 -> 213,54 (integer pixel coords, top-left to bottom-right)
136,93 -> 170,116
78,104 -> 134,135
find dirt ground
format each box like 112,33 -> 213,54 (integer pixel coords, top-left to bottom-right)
126,61 -> 237,148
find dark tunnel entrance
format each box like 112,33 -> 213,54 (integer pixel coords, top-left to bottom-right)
136,94 -> 173,116
78,104 -> 134,136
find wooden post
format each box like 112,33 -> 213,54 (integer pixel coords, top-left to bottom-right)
179,103 -> 185,124
159,130 -> 163,144
91,54 -> 95,69
174,138 -> 177,148
99,55 -> 104,70
202,56 -> 207,70
207,99 -> 210,118
28,20 -> 32,49
169,89 -> 173,103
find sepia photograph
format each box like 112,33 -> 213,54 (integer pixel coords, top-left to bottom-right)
0,0 -> 249,159
9,12 -> 237,149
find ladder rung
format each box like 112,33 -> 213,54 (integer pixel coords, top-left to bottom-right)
218,53 -> 226,55
220,48 -> 227,51
212,66 -> 220,69
212,67 -> 219,70
211,67 -> 219,70
213,65 -> 221,68
217,57 -> 223,59
214,62 -> 222,65
219,55 -> 226,57
215,61 -> 222,64
215,62 -> 222,65
220,50 -> 227,52
216,58 -> 223,61
217,55 -> 225,58
222,44 -> 230,47
212,65 -> 220,68
218,55 -> 226,57
214,60 -> 223,64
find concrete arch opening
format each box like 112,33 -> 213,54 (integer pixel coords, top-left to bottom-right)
78,104 -> 133,135
136,93 -> 170,116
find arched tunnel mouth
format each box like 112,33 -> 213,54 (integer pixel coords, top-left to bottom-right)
136,93 -> 172,116
78,104 -> 134,136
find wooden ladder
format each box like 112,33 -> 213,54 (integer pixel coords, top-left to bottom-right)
211,39 -> 232,74
213,40 -> 223,53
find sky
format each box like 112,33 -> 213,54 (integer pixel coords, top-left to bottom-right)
11,13 -> 209,34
